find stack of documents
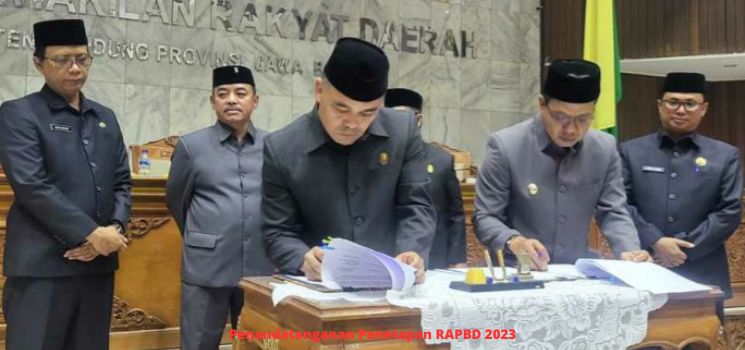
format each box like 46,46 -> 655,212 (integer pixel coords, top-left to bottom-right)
575,259 -> 712,294
321,238 -> 416,292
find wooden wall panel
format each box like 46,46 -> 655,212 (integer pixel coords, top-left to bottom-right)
616,74 -> 663,141
540,0 -> 584,62
738,0 -> 745,52
617,0 -> 745,58
726,0 -> 738,52
543,0 -> 745,60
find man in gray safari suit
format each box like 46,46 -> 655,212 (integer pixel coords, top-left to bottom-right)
474,59 -> 651,270
166,65 -> 274,350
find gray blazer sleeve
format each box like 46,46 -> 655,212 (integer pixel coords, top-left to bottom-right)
0,101 -> 96,247
445,155 -> 467,265
473,135 -> 521,252
674,147 -> 743,261
393,121 -> 436,258
165,139 -> 195,235
619,144 -> 665,249
261,137 -> 311,273
594,147 -> 641,256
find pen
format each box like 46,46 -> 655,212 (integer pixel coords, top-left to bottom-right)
497,249 -> 507,281
320,236 -> 335,250
341,286 -> 388,292
484,249 -> 496,282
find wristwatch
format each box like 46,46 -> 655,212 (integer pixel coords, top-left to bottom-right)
112,222 -> 124,234
505,235 -> 521,254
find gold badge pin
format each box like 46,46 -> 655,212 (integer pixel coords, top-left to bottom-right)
427,164 -> 434,174
98,121 -> 107,128
379,152 -> 389,166
527,183 -> 538,196
695,157 -> 707,167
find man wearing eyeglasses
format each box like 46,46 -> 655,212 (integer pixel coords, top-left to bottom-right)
0,19 -> 131,350
474,59 -> 651,271
619,72 -> 743,321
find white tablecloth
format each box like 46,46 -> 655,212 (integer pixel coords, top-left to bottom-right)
385,271 -> 668,350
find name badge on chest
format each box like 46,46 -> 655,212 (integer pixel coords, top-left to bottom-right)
49,124 -> 73,133
642,165 -> 665,174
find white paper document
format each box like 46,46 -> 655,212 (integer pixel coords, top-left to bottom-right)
270,282 -> 387,306
575,259 -> 712,294
321,238 -> 416,292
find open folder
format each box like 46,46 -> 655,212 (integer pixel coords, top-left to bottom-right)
318,238 -> 416,292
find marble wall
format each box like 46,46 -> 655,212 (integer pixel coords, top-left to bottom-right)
0,0 -> 541,164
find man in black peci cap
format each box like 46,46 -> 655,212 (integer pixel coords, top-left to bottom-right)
0,19 -> 131,350
262,38 -> 435,283
474,59 -> 651,271
620,72 -> 742,321
167,65 -> 274,349
385,88 -> 466,269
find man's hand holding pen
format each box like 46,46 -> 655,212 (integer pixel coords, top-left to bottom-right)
301,246 -> 326,281
301,241 -> 426,284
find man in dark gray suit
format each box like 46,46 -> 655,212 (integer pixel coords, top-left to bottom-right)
167,65 -> 274,349
474,59 -> 651,270
385,88 -> 466,269
0,19 -> 131,350
262,38 -> 435,283
620,72 -> 742,321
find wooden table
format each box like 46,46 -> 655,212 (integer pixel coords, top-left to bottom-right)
234,277 -> 724,350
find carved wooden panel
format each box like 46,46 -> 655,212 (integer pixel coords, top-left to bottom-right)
725,210 -> 745,283
127,217 -> 170,240
460,183 -> 487,267
465,224 -> 487,267
722,315 -> 745,350
597,235 -> 614,258
111,296 -> 167,331
589,219 -> 615,259
0,174 -> 181,347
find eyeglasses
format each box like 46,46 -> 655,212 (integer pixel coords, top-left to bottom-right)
659,99 -> 703,112
546,108 -> 594,127
43,54 -> 93,69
